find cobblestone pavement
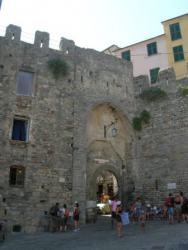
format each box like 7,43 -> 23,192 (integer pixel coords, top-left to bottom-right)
0,216 -> 188,250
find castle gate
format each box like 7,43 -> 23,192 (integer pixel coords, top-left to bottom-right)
86,103 -> 134,205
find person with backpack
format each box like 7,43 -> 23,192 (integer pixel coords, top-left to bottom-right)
73,202 -> 80,232
49,202 -> 60,232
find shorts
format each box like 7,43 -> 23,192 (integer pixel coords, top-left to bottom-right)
111,211 -> 116,219
168,207 -> 174,216
116,214 -> 122,223
175,204 -> 181,213
135,207 -> 141,217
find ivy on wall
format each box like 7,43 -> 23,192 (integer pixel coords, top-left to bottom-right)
132,110 -> 151,131
140,87 -> 167,101
181,85 -> 188,96
47,58 -> 69,80
132,117 -> 142,131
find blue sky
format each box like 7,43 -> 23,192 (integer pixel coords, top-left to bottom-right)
0,0 -> 187,51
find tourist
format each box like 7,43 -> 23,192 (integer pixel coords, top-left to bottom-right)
174,192 -> 183,222
165,193 -> 175,224
62,204 -> 69,231
73,202 -> 80,232
139,206 -> 146,230
110,196 -> 119,229
135,197 -> 142,222
181,196 -> 188,223
49,202 -> 60,232
145,202 -> 151,221
116,203 -> 123,237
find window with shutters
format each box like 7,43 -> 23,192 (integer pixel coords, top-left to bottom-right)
170,23 -> 182,41
11,118 -> 29,142
150,67 -> 160,84
173,45 -> 184,62
16,71 -> 33,96
122,50 -> 131,61
147,42 -> 157,56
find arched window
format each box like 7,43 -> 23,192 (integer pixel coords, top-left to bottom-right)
9,166 -> 25,187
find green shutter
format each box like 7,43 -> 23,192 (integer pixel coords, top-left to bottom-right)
150,68 -> 160,84
173,45 -> 184,62
147,42 -> 157,56
170,23 -> 181,41
122,50 -> 131,61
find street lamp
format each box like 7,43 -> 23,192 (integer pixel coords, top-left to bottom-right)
104,119 -> 118,138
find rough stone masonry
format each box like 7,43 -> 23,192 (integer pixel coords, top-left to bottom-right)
0,24 -> 188,232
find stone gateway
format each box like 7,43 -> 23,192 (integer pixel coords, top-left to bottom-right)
0,24 -> 188,232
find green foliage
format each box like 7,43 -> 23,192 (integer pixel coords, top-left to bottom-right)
140,87 -> 167,101
140,110 -> 151,124
47,58 -> 69,79
132,110 -> 151,131
132,117 -> 142,131
181,85 -> 188,96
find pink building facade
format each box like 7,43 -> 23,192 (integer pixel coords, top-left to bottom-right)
104,35 -> 169,84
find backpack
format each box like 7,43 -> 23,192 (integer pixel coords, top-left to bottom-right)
50,206 -> 58,216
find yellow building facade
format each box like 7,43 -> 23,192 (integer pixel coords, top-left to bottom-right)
162,14 -> 188,79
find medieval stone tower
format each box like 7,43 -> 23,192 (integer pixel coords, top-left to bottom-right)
0,24 -> 188,232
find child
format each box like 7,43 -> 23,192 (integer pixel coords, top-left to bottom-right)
139,205 -> 146,230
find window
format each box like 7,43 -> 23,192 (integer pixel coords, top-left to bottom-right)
150,67 -> 160,84
173,45 -> 184,62
122,50 -> 131,61
170,23 -> 182,41
16,71 -> 33,96
11,118 -> 29,142
9,166 -> 25,187
147,42 -> 157,56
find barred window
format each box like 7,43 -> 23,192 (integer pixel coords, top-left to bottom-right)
9,166 -> 25,187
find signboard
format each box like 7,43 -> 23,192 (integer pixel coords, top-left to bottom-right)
167,183 -> 176,190
94,158 -> 109,164
59,177 -> 65,183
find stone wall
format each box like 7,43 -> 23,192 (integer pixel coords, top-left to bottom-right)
0,25 -> 136,232
133,69 -> 188,204
1,24 -> 188,233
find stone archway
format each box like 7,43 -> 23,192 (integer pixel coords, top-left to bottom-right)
86,103 -> 135,204
88,164 -> 122,201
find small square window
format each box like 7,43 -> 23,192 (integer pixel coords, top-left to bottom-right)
150,67 -> 160,84
173,45 -> 184,62
16,71 -> 33,96
11,118 -> 29,142
147,42 -> 157,56
9,166 -> 25,187
122,50 -> 131,61
170,23 -> 182,41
